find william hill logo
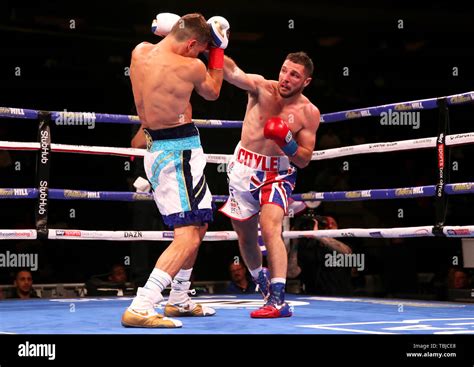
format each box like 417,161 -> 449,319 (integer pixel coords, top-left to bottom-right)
449,94 -> 473,104
452,183 -> 472,191
345,110 -> 371,119
394,102 -> 424,111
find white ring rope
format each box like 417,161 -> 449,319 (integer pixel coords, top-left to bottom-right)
1,132 -> 473,162
1,226 -> 473,241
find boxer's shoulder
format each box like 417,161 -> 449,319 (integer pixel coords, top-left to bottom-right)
132,42 -> 154,58
301,101 -> 320,129
257,79 -> 278,95
304,100 -> 320,119
303,97 -> 319,115
185,58 -> 208,81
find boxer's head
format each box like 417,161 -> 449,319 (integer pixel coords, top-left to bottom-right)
169,13 -> 211,57
278,52 -> 313,98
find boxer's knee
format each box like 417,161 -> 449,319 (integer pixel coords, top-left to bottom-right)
174,225 -> 202,249
260,220 -> 283,246
232,217 -> 258,248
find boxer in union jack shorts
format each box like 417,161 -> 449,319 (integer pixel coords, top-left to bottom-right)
220,51 -> 321,318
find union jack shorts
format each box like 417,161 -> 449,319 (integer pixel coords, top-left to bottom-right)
219,142 -> 297,221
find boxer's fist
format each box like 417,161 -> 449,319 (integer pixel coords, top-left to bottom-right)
206,16 -> 229,69
207,16 -> 230,49
151,12 -> 180,37
264,117 -> 298,156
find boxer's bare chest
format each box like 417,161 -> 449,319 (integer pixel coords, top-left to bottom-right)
251,86 -> 306,134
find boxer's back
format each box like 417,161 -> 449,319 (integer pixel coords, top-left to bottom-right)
131,42 -> 195,129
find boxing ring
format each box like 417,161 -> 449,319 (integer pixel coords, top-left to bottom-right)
1,91 -> 474,334
1,295 -> 474,334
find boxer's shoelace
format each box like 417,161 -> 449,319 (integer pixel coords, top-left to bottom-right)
175,289 -> 197,311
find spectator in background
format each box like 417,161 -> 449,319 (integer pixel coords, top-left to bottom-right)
86,263 -> 131,296
448,267 -> 471,289
290,214 -> 354,296
108,264 -> 128,284
9,269 -> 40,299
226,260 -> 257,294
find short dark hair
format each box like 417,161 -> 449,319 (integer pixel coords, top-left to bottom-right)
286,51 -> 314,77
170,13 -> 211,45
14,269 -> 32,280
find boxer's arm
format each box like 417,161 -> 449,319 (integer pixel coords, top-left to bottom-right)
291,105 -> 320,168
131,125 -> 147,149
193,59 -> 223,101
223,56 -> 266,94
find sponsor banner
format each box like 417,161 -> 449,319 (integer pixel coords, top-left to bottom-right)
446,229 -> 471,236
450,183 -> 473,192
399,228 -> 432,238
0,231 -> 35,239
132,193 -> 153,201
163,232 -> 174,239
345,191 -> 371,199
63,190 -> 101,199
393,101 -> 425,111
123,231 -> 143,238
448,92 -> 474,105
369,231 -> 384,238
0,107 -> 26,116
55,230 -> 81,237
395,187 -> 424,196
345,110 -> 372,119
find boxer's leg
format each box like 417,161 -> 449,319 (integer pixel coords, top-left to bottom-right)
164,223 -> 216,317
122,224 -> 203,328
260,204 -> 287,280
164,145 -> 215,317
231,216 -> 270,299
231,216 -> 260,270
250,183 -> 293,318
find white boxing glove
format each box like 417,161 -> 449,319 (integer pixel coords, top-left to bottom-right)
207,16 -> 230,49
133,176 -> 151,193
151,12 -> 180,37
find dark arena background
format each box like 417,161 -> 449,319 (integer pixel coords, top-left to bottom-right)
0,0 -> 473,364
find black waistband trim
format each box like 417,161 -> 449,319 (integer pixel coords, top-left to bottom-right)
144,123 -> 198,141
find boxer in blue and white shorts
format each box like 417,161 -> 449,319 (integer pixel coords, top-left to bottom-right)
144,124 -> 213,227
122,13 -> 230,328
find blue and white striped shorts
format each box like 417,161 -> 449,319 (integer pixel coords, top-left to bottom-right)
143,124 -> 213,228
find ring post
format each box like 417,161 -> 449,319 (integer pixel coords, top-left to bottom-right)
36,111 -> 52,239
433,97 -> 450,236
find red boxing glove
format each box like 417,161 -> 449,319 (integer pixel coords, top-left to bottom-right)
263,117 -> 298,156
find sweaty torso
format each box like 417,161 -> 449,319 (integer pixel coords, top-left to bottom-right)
241,81 -> 311,155
130,42 -> 194,129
